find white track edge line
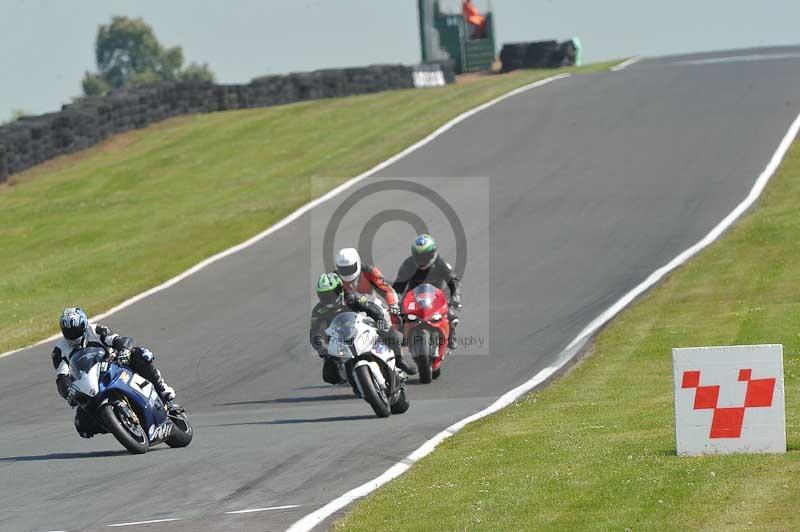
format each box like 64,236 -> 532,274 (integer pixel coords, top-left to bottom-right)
611,56 -> 642,71
225,504 -> 302,514
0,73 -> 570,362
285,110 -> 800,532
107,517 -> 182,527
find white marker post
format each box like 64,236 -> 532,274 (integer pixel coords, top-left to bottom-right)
672,344 -> 785,456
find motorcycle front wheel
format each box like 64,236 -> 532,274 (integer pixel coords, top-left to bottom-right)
414,329 -> 434,384
166,409 -> 193,448
98,400 -> 148,454
355,365 -> 391,418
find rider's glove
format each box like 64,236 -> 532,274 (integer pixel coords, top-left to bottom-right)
116,349 -> 131,366
67,384 -> 79,407
377,319 -> 391,332
312,335 -> 327,357
388,304 -> 401,316
449,295 -> 461,309
56,374 -> 71,399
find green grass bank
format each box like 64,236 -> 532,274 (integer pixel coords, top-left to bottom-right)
0,62 -> 615,355
334,131 -> 800,530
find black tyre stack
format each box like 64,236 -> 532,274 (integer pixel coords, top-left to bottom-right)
500,39 -> 579,72
499,43 -> 527,72
0,62 -> 456,184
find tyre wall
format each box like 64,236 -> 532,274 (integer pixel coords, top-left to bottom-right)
0,63 -> 454,182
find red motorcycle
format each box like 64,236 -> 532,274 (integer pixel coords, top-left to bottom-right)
401,283 -> 450,384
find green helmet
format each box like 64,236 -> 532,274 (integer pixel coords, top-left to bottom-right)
316,272 -> 343,305
411,234 -> 438,269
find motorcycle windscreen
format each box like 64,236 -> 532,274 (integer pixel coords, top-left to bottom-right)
69,346 -> 106,376
329,312 -> 358,340
412,284 -> 438,308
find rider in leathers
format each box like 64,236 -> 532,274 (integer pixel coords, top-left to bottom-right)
53,307 -> 177,438
334,248 -> 400,316
393,234 -> 462,349
309,273 -> 417,383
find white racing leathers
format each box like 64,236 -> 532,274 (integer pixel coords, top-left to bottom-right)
52,323 -> 121,378
52,324 -> 174,419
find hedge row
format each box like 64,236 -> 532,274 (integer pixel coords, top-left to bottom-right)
500,40 -> 578,72
0,63 -> 454,182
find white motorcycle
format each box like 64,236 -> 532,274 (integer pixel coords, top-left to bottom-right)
326,311 -> 410,418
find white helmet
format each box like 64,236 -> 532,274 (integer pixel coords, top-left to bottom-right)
335,248 -> 361,282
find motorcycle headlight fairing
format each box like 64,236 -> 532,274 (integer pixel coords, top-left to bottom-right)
336,341 -> 350,358
73,365 -> 101,397
355,331 -> 375,354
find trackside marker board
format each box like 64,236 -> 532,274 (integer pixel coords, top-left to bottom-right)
673,344 -> 785,456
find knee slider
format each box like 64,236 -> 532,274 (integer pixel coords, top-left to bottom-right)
74,418 -> 92,439
133,347 -> 154,362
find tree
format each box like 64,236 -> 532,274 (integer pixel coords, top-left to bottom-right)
81,72 -> 111,96
180,62 -> 215,83
128,69 -> 162,88
83,16 -> 215,95
2,109 -> 29,125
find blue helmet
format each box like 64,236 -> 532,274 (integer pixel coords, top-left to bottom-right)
60,307 -> 88,346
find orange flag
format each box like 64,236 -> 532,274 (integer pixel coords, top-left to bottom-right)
463,0 -> 485,27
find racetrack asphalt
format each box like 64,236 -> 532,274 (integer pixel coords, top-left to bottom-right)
2,45 -> 800,532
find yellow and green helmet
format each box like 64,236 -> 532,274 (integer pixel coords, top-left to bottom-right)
411,234 -> 438,269
316,272 -> 343,305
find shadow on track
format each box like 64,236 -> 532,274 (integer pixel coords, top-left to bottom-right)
0,450 -> 131,462
216,394 -> 357,407
210,414 -> 375,427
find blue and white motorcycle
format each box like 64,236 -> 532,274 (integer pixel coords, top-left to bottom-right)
68,346 -> 193,454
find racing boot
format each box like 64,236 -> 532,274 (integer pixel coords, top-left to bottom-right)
381,328 -> 417,375
152,369 -> 177,403
74,409 -> 96,439
447,315 -> 460,351
322,358 -> 347,385
394,348 -> 418,375
131,347 -> 176,403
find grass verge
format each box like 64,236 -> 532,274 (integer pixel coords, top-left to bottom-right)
0,61 -> 616,355
333,133 -> 800,530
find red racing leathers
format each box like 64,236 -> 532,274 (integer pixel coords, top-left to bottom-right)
341,263 -> 399,306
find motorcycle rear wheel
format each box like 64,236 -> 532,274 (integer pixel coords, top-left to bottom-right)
166,410 -> 193,448
98,401 -> 148,454
355,365 -> 391,418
